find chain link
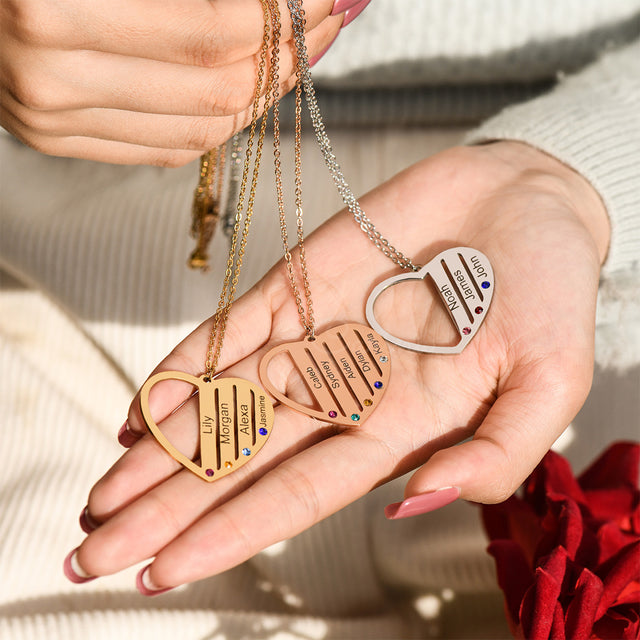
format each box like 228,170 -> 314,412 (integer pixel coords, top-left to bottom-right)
270,0 -> 316,338
222,132 -> 244,240
287,0 -> 420,272
204,0 -> 276,377
188,144 -> 227,270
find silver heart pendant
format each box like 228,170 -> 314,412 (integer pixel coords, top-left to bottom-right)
365,247 -> 494,354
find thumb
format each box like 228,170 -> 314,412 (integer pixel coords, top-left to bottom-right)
385,362 -> 590,519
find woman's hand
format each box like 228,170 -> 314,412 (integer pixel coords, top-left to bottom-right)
0,0 -> 340,166
72,142 -> 609,592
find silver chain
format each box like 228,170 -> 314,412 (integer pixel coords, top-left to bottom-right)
287,0 -> 419,272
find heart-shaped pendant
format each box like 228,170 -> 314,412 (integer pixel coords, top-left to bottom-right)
366,247 -> 494,354
139,372 -> 274,482
259,323 -> 391,426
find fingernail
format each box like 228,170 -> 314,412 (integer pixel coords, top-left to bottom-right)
330,0 -> 362,16
385,486 -> 461,520
117,420 -> 138,448
309,33 -> 339,67
79,506 -> 100,534
63,548 -> 96,584
136,565 -> 173,596
342,0 -> 371,27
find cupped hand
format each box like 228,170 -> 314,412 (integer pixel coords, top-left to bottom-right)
73,141 -> 609,591
0,0 -> 339,166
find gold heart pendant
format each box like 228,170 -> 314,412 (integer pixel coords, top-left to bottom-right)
259,323 -> 391,426
366,247 -> 494,354
139,372 -> 274,482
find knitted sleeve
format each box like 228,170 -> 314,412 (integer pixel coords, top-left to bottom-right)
465,39 -> 640,279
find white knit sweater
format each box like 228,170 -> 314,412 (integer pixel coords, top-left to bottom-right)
1,1 -> 639,638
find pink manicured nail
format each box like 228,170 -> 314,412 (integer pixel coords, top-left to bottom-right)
309,33 -> 339,67
342,0 -> 371,27
385,487 -> 461,520
136,565 -> 173,597
63,548 -> 96,584
330,0 -> 362,16
79,506 -> 100,534
117,420 -> 138,448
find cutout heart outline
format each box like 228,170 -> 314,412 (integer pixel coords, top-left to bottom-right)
139,372 -> 274,482
365,247 -> 494,354
259,323 -> 391,426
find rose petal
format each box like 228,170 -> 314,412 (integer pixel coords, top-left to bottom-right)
578,442 -> 640,491
483,443 -> 640,638
632,502 -> 640,534
550,600 -> 566,640
584,487 -> 640,527
595,521 -> 638,565
596,540 -> 640,619
520,547 -> 568,638
615,583 -> 640,605
483,496 -> 542,562
549,496 -> 584,560
564,568 -> 603,640
487,540 -> 533,626
535,495 -> 595,566
481,497 -> 515,541
592,605 -> 640,639
526,451 -> 587,513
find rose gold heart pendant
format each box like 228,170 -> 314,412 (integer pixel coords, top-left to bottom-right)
366,247 -> 494,354
140,372 -> 274,482
259,323 -> 391,426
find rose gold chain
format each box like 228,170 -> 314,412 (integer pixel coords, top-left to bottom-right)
204,0 -> 277,377
205,0 -> 318,374
269,0 -> 316,338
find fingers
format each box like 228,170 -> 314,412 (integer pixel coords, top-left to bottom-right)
76,414 -> 394,585
2,46 -> 292,117
0,73 -> 295,165
79,344 -> 431,584
395,354 -> 593,511
147,431 -> 391,588
78,401 -> 335,578
9,0 -> 335,67
1,13 -> 340,163
0,111 -> 202,166
3,10 -> 339,116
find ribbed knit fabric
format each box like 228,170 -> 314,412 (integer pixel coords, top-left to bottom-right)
466,40 -> 640,279
2,2 -> 639,638
313,0 -> 640,86
280,82 -> 555,128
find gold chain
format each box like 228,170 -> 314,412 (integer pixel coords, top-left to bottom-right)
188,145 -> 227,270
269,0 -> 316,338
204,0 -> 317,375
204,0 -> 276,378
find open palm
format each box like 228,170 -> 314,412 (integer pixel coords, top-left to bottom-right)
73,142 -> 608,592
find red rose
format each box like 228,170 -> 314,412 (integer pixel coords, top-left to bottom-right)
482,442 -> 640,639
